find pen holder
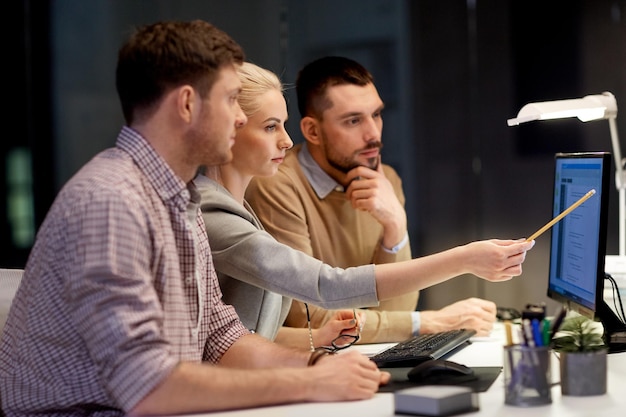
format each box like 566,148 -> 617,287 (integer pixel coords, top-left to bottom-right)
503,345 -> 552,407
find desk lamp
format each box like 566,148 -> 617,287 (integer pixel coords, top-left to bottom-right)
507,91 -> 625,257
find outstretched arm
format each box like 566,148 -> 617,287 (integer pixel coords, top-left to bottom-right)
374,239 -> 535,301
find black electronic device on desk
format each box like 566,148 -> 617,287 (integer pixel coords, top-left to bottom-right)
407,359 -> 474,382
545,152 -> 626,353
370,329 -> 476,368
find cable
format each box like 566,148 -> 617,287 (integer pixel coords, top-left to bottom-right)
605,273 -> 626,324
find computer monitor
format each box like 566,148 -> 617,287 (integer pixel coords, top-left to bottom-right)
546,152 -> 626,353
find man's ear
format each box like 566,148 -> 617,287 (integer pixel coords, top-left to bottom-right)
300,116 -> 321,145
177,85 -> 196,124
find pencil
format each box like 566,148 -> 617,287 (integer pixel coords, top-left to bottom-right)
504,320 -> 513,346
525,189 -> 596,242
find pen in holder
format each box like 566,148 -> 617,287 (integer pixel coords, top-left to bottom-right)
503,344 -> 552,406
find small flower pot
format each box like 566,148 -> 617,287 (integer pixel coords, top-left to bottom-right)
559,349 -> 607,396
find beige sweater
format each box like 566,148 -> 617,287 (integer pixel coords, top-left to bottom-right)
246,144 -> 418,343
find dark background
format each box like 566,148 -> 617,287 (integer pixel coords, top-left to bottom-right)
3,0 -> 625,311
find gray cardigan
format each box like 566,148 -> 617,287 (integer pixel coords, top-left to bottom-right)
197,175 -> 378,340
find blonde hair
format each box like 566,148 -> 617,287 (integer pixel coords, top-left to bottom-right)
236,62 -> 283,117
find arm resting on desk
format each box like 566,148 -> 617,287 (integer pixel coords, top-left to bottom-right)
130,334 -> 389,416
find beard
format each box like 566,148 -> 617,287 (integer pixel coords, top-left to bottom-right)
322,134 -> 383,173
185,125 -> 233,169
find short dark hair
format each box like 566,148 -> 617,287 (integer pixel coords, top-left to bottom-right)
295,56 -> 374,120
116,20 -> 245,124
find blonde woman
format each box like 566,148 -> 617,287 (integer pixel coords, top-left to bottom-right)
199,62 -> 359,349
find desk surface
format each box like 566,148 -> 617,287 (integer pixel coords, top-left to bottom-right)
166,324 -> 626,417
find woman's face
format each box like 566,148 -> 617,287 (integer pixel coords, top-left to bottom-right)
231,89 -> 293,177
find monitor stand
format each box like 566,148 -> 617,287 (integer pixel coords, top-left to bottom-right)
596,300 -> 626,353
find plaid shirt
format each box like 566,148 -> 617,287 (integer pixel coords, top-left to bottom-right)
0,127 -> 248,416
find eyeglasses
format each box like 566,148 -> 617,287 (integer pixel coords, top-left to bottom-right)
304,303 -> 361,353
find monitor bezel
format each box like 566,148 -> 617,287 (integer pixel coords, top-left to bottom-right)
546,151 -> 611,319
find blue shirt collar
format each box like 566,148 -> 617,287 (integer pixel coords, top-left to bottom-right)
298,144 -> 346,199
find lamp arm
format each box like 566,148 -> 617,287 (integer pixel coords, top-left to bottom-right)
608,117 -> 625,190
608,117 -> 626,256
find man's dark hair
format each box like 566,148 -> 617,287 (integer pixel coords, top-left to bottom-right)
116,20 -> 245,125
295,56 -> 374,120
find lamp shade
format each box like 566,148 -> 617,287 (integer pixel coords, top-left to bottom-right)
507,92 -> 617,126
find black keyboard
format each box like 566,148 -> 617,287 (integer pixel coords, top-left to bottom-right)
370,329 -> 476,368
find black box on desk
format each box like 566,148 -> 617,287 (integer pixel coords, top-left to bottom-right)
394,385 -> 478,416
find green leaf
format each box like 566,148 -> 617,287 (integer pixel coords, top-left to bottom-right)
551,314 -> 606,352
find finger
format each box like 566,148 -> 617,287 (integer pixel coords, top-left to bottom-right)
346,165 -> 374,183
513,240 -> 535,253
507,262 -> 524,274
491,238 -> 532,247
345,176 -> 369,200
340,318 -> 358,328
357,373 -> 382,396
356,312 -> 367,330
506,251 -> 527,267
478,301 -> 497,314
466,297 -> 497,311
470,302 -> 497,318
334,319 -> 359,334
347,187 -> 372,201
497,274 -> 515,281
377,371 -> 391,385
347,175 -> 364,190
353,163 -> 383,181
337,310 -> 358,320
360,357 -> 380,372
488,238 -> 517,246
376,155 -> 384,174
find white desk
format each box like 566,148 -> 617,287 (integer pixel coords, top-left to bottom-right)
169,324 -> 626,417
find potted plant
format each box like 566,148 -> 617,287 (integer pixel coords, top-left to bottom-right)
551,313 -> 608,396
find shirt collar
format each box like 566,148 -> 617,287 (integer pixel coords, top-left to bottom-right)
116,126 -> 190,210
298,144 -> 346,199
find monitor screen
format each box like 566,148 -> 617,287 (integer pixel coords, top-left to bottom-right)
546,152 -> 610,319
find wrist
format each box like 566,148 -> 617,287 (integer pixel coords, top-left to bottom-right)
446,245 -> 469,277
381,232 -> 409,254
380,213 -> 407,247
307,347 -> 334,366
410,311 -> 421,336
418,310 -> 439,334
